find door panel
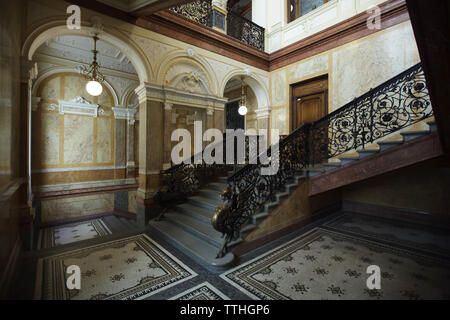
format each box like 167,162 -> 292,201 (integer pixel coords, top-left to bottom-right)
296,93 -> 327,128
291,77 -> 328,131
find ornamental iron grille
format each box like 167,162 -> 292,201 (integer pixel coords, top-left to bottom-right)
169,0 -> 212,26
169,1 -> 265,51
227,11 -> 265,51
213,63 -> 433,258
158,134 -> 264,207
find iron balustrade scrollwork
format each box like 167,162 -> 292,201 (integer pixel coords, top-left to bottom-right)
169,0 -> 212,26
213,125 -> 311,258
168,1 -> 265,51
309,63 -> 433,164
159,134 -> 264,202
227,11 -> 265,51
212,62 -> 433,258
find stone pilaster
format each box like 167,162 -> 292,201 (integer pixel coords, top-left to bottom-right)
210,0 -> 228,33
20,57 -> 38,250
206,107 -> 215,130
255,107 -> 272,144
163,103 -> 174,168
135,84 -> 165,226
126,119 -> 136,177
112,107 -> 137,180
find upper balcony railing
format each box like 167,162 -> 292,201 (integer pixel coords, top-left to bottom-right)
169,0 -> 265,51
227,11 -> 265,51
170,0 -> 212,26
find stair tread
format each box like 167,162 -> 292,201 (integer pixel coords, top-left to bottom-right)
149,219 -> 223,265
165,211 -> 223,243
199,189 -> 221,196
377,140 -> 404,145
177,203 -> 214,218
190,195 -> 223,207
401,130 -> 430,135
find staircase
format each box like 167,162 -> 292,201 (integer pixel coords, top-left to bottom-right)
308,121 -> 437,177
149,169 -> 306,269
150,63 -> 437,268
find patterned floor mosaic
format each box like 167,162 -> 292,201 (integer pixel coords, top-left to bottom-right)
34,234 -> 197,300
169,282 -> 230,300
38,219 -> 112,249
324,213 -> 450,257
221,228 -> 450,300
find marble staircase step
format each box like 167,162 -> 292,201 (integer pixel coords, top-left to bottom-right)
148,219 -> 234,269
401,130 -> 430,142
175,203 -> 214,224
377,140 -> 404,152
427,121 -> 437,132
188,196 -> 223,211
338,156 -> 360,166
357,148 -> 380,159
164,211 -> 225,248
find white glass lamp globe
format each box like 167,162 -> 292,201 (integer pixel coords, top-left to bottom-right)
238,105 -> 248,116
86,80 -> 103,97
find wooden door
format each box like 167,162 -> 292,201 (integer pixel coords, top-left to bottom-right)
291,77 -> 328,131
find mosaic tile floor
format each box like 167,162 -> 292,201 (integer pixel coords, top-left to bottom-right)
30,212 -> 450,300
169,282 -> 230,300
221,228 -> 450,300
37,219 -> 112,249
34,234 -> 197,300
324,213 -> 450,257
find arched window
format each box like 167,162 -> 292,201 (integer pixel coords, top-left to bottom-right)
288,0 -> 328,23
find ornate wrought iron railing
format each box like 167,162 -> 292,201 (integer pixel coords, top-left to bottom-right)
169,0 -> 212,26
309,63 -> 432,165
160,134 -> 263,199
169,1 -> 265,51
213,63 -> 433,258
227,11 -> 265,51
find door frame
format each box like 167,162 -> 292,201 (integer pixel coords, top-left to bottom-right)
289,74 -> 329,133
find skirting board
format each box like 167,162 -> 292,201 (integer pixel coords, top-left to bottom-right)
342,201 -> 450,230
0,237 -> 21,299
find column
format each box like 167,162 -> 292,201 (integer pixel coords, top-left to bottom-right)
206,107 -> 215,130
126,118 -> 136,178
163,103 -> 174,169
135,84 -> 164,227
255,107 -> 272,145
115,117 -> 127,180
210,0 -> 228,33
20,57 -> 38,250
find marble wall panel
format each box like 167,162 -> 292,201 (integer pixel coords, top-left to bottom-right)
64,115 -> 94,164
128,190 -> 137,214
40,113 -> 60,165
97,117 -> 112,164
41,193 -> 114,222
331,23 -> 420,111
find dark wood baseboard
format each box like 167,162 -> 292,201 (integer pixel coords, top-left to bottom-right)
233,203 -> 341,257
342,201 -> 450,230
0,237 -> 21,299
